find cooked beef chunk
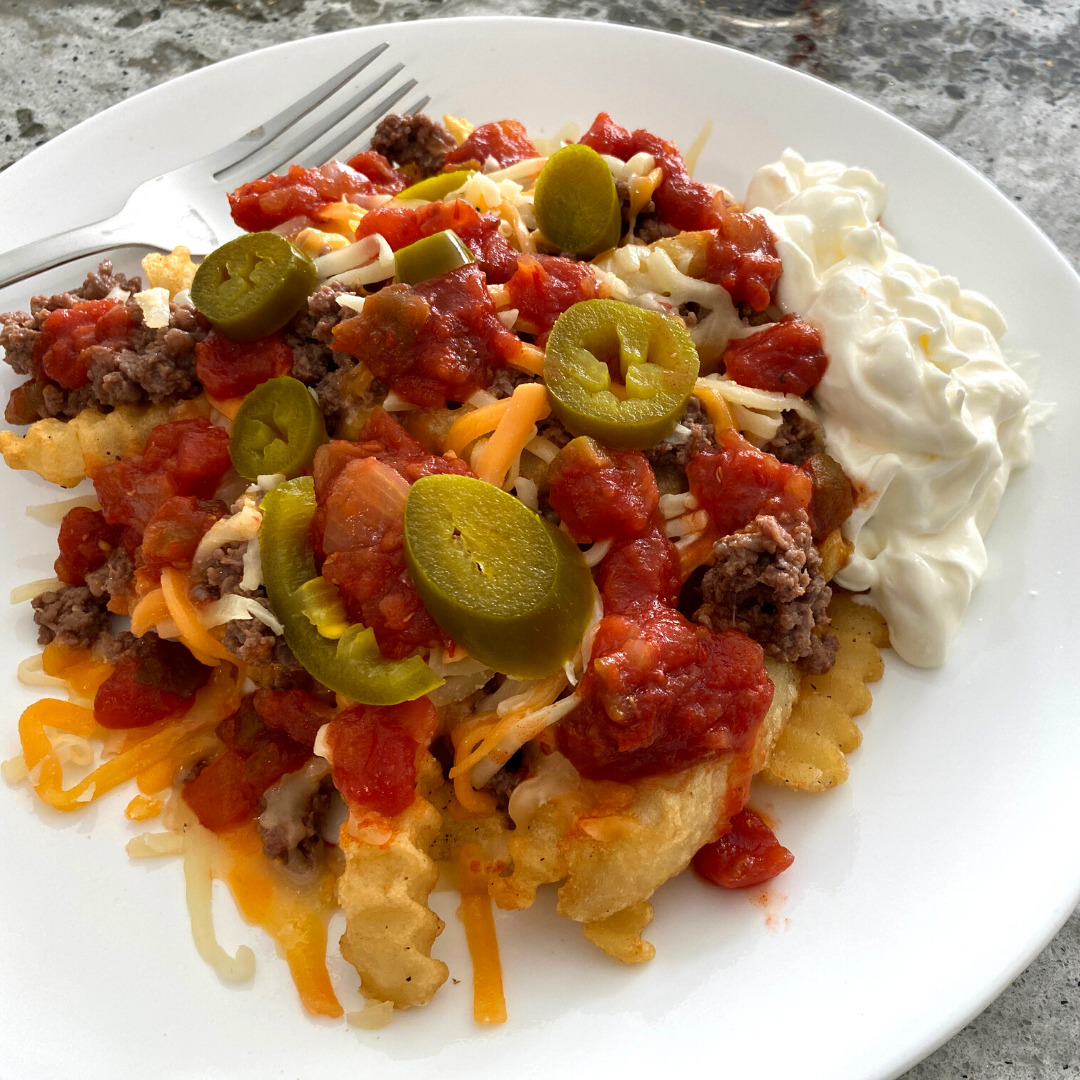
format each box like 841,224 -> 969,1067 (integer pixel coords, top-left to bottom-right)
635,211 -> 680,244
369,113 -> 455,180
286,282 -> 348,387
2,260 -> 206,424
84,545 -> 135,607
95,629 -> 162,666
761,410 -> 825,466
31,586 -> 110,649
257,757 -> 332,872
694,510 -> 837,673
189,542 -> 248,603
644,395 -> 717,467
534,414 -> 572,449
488,367 -> 535,400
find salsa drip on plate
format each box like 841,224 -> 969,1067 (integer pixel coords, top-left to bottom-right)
1,109 -> 889,1027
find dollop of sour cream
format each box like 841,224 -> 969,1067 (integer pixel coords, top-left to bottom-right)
746,150 -> 1033,668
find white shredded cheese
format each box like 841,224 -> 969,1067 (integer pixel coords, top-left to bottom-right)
133,287 -> 172,329
240,536 -> 262,592
198,594 -> 283,636
26,494 -> 100,524
192,503 -> 262,571
10,577 -> 62,604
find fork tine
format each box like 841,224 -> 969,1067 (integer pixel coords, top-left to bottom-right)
402,94 -> 432,117
204,42 -> 389,177
295,79 -> 420,169
228,63 -> 407,183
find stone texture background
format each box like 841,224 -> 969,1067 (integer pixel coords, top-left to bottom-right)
0,0 -> 1077,1075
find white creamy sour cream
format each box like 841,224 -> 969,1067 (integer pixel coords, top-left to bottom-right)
745,150 -> 1033,667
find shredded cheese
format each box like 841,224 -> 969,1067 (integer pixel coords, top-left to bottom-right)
476,382 -> 550,489
458,844 -> 507,1024
10,577 -> 63,604
160,567 -> 236,665
25,493 -> 100,524
444,398 -> 512,456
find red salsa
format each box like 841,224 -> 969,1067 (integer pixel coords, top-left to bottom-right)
324,698 -> 437,817
182,695 -> 314,833
686,428 -> 812,538
195,331 -> 294,400
94,637 -> 211,730
354,199 -> 519,284
228,151 -> 405,233
34,299 -> 132,389
579,112 -> 725,232
445,119 -> 537,169
704,213 -> 783,313
140,496 -> 228,572
722,315 -> 827,396
551,442 -> 774,782
55,507 -> 122,586
692,807 -> 794,888
504,254 -> 600,342
314,410 -> 470,660
331,264 -> 522,407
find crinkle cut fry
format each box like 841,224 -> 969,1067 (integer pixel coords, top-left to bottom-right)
761,591 -> 889,792
337,755 -> 449,1009
487,658 -> 800,959
0,402 -> 172,488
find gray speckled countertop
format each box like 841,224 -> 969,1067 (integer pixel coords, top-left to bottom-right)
0,0 -> 1078,1075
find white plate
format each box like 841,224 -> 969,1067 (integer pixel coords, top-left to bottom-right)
0,17 -> 1077,1080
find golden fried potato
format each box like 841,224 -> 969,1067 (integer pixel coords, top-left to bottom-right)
337,756 -> 449,1008
443,115 -> 474,146
142,246 -> 199,297
761,592 -> 889,792
489,659 -> 800,936
583,900 -> 656,964
0,402 -> 172,487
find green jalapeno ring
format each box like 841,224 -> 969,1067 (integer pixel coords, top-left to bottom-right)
404,474 -> 594,680
260,477 -> 443,706
396,171 -> 475,202
394,230 -> 474,286
533,144 -> 622,258
544,299 -> 700,450
192,232 -> 317,341
229,376 -> 328,481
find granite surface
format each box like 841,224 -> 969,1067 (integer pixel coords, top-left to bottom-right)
0,0 -> 1077,1075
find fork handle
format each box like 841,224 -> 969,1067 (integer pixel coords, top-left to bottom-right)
0,211 -> 159,291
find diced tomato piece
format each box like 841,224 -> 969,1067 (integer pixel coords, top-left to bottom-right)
595,525 -> 682,613
253,688 -> 333,750
579,112 -> 726,231
446,119 -> 537,168
227,155 -> 405,232
692,807 -> 794,888
704,212 -> 783,313
505,254 -> 599,342
94,460 -> 177,535
325,699 -> 436,816
54,507 -> 122,585
182,695 -> 314,832
195,330 -> 293,399
142,418 -> 233,499
547,440 -> 659,544
331,264 -> 522,406
354,199 -> 519,284
140,496 -> 227,572
559,602 -> 774,781
686,428 -> 812,538
723,316 -> 827,395
94,638 -> 211,729
33,299 -> 131,389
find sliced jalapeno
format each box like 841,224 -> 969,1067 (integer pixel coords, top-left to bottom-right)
396,170 -> 474,202
533,144 -> 621,257
260,476 -> 443,705
404,474 -> 594,680
191,232 -> 317,341
394,229 -> 474,286
544,299 -> 700,449
229,376 -> 327,481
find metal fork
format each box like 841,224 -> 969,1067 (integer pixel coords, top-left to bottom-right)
0,43 -> 427,290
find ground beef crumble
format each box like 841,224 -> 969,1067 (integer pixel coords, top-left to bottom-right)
369,113 -> 455,180
1,260 -> 206,425
694,510 -> 838,674
31,586 -> 111,649
761,410 -> 825,466
84,546 -> 135,609
644,395 -> 717,468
